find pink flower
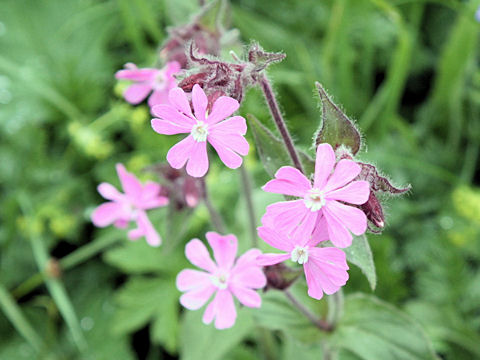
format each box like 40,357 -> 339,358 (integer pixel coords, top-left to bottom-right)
150,84 -> 249,177
257,222 -> 349,300
176,232 -> 266,329
91,164 -> 169,247
115,61 -> 180,107
262,143 -> 370,248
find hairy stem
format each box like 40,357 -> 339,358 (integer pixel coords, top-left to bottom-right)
201,178 -> 226,234
259,75 -> 304,173
239,164 -> 258,247
284,289 -> 332,331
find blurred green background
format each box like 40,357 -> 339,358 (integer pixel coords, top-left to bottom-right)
0,0 -> 479,359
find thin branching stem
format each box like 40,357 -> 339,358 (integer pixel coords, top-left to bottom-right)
284,289 -> 332,332
201,178 -> 226,234
259,75 -> 304,173
239,164 -> 257,247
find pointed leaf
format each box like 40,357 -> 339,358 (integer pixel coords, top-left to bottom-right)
330,294 -> 438,360
247,114 -> 315,178
315,82 -> 361,155
344,235 -> 376,290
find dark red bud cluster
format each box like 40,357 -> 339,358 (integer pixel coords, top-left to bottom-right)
263,263 -> 302,291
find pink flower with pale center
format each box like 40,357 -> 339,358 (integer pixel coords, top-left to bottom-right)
91,164 -> 169,247
150,84 -> 249,178
115,61 -> 180,107
262,143 -> 370,248
256,222 -> 349,300
176,232 -> 266,329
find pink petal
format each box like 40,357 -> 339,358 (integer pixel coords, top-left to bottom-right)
148,90 -> 169,107
304,247 -> 349,299
326,180 -> 370,205
230,266 -> 266,289
185,140 -> 209,178
176,269 -> 211,291
168,87 -> 193,118
185,239 -> 217,273
234,249 -> 263,270
325,200 -> 367,236
261,200 -> 309,234
262,166 -> 311,197
97,182 -> 123,201
206,96 -> 239,125
140,211 -> 161,246
322,206 -> 353,248
256,253 -> 290,266
116,164 -> 142,200
257,226 -> 293,252
205,290 -> 237,329
230,285 -> 261,308
324,159 -> 361,193
180,284 -> 216,310
165,61 -> 181,77
166,135 -> 196,170
208,131 -> 249,156
208,137 -> 244,169
206,232 -> 237,270
91,202 -> 122,227
124,83 -> 152,104
209,116 -> 247,135
115,66 -> 156,82
192,84 -> 208,122
151,118 -> 191,135
314,143 -> 336,189
291,210 -> 318,247
151,104 -> 195,127
310,214 -> 330,246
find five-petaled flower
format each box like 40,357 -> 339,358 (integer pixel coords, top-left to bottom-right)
257,222 -> 349,299
115,61 -> 180,107
262,143 -> 370,248
150,84 -> 249,177
176,232 -> 266,329
91,164 -> 169,247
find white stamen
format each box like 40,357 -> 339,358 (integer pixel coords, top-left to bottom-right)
211,272 -> 229,289
304,188 -> 326,211
191,121 -> 209,142
153,71 -> 166,90
291,246 -> 309,264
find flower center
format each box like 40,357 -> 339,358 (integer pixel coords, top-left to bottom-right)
304,188 -> 326,211
291,246 -> 309,264
191,121 -> 209,142
153,71 -> 166,90
211,272 -> 229,289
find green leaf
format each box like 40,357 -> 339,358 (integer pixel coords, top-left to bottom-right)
103,239 -> 187,275
344,235 -> 376,290
330,294 -> 438,360
111,276 -> 179,354
254,284 -> 326,344
247,114 -> 315,178
179,307 -> 254,360
315,82 -> 361,155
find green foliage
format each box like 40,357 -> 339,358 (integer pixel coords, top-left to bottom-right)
1,0 -> 479,358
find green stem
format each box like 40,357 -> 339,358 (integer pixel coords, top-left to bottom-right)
284,289 -> 332,331
239,164 -> 257,247
326,290 -> 344,328
12,231 -> 121,299
0,283 -> 44,352
18,194 -> 88,353
200,178 -> 226,234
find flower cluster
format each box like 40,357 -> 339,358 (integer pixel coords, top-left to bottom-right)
89,1 -> 409,331
91,164 -> 169,247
